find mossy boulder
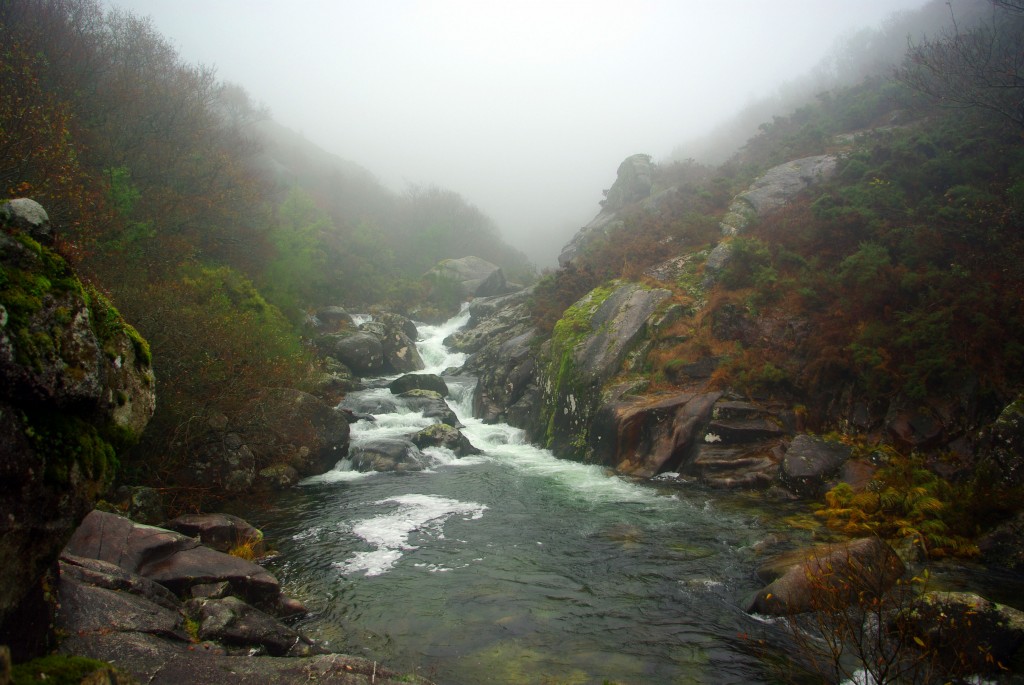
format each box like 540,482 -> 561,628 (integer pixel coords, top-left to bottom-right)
0,204 -> 155,659
538,281 -> 671,459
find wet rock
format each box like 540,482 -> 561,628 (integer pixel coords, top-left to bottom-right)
980,394 -> 1024,487
389,373 -> 449,396
59,567 -> 186,641
115,485 -> 167,526
978,512 -> 1024,571
58,630 -> 432,685
540,281 -> 672,458
60,554 -> 180,611
397,389 -> 461,427
187,596 -> 321,657
65,511 -> 281,605
242,388 -> 350,478
747,537 -> 904,615
164,514 -> 265,555
349,438 -> 425,472
314,306 -> 354,331
410,423 -> 482,457
781,434 -> 853,497
317,331 -> 384,375
690,442 -> 783,489
589,391 -> 721,477
703,418 -> 784,444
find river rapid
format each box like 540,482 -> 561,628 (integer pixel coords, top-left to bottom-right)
250,309 -> 807,684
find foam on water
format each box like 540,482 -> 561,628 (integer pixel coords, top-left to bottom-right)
335,493 -> 487,577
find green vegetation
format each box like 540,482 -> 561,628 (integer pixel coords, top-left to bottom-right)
11,654 -> 130,685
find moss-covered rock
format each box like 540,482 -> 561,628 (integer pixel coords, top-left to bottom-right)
538,280 -> 671,459
0,202 -> 156,659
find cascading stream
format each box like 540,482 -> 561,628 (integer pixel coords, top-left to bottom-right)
253,308 -> 799,684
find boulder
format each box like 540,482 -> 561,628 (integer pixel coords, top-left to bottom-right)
0,212 -> 155,658
410,423 -> 482,457
980,394 -> 1024,486
397,389 -> 461,427
897,591 -> 1024,674
781,434 -> 853,497
389,373 -> 449,397
589,391 -> 721,477
747,537 -> 905,615
164,513 -> 265,555
425,256 -> 507,299
540,281 -> 671,458
362,318 -> 424,374
317,331 -> 384,375
600,153 -> 654,211
313,306 -> 354,331
65,510 -> 281,605
0,198 -> 52,243
187,596 -> 322,657
349,439 -> 425,472
978,511 -> 1024,571
241,388 -> 350,477
56,526 -> 429,684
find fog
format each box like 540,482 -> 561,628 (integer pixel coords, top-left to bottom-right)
108,0 -> 927,266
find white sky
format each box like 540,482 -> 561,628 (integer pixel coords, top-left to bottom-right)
107,0 -> 927,266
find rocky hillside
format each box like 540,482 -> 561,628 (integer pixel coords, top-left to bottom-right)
454,47 -> 1024,565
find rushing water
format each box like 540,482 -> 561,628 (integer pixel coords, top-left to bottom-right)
251,309 -> 802,684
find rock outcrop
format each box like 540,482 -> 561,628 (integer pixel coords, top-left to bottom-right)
425,255 -> 507,300
538,281 -> 672,458
57,511 -> 429,684
0,201 -> 156,659
559,154 -> 654,267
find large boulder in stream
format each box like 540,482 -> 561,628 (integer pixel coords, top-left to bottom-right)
411,424 -> 482,457
389,373 -> 449,396
397,389 -> 461,427
360,316 -> 424,374
317,331 -> 384,375
349,439 -> 426,472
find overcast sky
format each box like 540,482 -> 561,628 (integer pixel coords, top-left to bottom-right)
107,0 -> 927,266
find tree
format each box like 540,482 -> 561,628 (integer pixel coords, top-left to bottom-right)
897,4 -> 1024,128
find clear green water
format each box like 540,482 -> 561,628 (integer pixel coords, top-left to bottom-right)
245,312 -> 803,684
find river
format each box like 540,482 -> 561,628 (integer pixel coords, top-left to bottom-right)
250,309 -> 807,684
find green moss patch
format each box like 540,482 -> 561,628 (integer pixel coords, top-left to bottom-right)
11,654 -> 131,685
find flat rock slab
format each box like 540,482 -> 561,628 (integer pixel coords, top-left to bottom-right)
65,510 -> 280,603
58,573 -> 186,641
59,631 -> 433,685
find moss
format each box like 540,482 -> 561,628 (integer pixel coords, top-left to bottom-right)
22,408 -> 119,490
84,285 -> 151,367
541,282 -> 619,451
0,231 -> 85,370
11,654 -> 129,685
